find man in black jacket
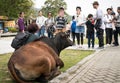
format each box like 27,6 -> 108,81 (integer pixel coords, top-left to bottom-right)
93,1 -> 105,48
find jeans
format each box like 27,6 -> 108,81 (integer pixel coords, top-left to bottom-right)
75,26 -> 85,33
88,33 -> 95,48
75,26 -> 84,45
37,26 -> 45,37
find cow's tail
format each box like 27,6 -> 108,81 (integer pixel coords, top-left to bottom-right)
8,60 -> 32,83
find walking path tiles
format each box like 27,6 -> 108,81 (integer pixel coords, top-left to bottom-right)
50,46 -> 120,83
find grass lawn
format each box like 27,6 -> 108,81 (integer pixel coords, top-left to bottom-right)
0,50 -> 94,83
0,53 -> 14,83
60,50 -> 94,72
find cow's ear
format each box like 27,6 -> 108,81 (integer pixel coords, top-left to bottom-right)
64,31 -> 69,37
61,32 -> 69,38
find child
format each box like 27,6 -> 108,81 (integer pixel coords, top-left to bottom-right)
86,14 -> 95,48
55,7 -> 67,34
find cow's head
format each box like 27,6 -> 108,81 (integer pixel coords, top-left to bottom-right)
54,32 -> 73,54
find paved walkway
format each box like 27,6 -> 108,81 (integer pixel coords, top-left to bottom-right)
0,37 -> 14,54
50,46 -> 120,83
0,32 -> 17,37
0,37 -> 99,54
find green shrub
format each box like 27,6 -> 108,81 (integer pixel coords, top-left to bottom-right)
8,27 -> 18,32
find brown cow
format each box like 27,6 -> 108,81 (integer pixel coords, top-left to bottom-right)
8,32 -> 73,83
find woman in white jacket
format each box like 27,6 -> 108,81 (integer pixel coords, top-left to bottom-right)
104,8 -> 113,45
75,6 -> 86,48
36,11 -> 46,37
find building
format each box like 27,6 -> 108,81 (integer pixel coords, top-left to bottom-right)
0,16 -> 15,33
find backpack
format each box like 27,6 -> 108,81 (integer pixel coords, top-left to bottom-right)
11,31 -> 31,49
71,21 -> 76,32
47,25 -> 55,34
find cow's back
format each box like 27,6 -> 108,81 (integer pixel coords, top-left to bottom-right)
8,41 -> 57,81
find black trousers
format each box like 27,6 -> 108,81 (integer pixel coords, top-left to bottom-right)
80,33 -> 84,45
72,32 -> 76,44
48,32 -> 53,38
105,28 -> 113,44
75,33 -> 83,45
114,27 -> 120,46
97,28 -> 104,47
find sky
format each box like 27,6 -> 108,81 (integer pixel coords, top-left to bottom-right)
32,0 -> 120,17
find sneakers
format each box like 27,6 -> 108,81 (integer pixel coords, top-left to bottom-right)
88,46 -> 94,49
77,45 -> 82,48
106,44 -> 110,46
97,46 -> 104,49
76,45 -> 83,48
114,44 -> 119,46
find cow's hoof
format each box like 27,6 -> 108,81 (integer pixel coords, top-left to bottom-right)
54,70 -> 61,77
57,58 -> 64,68
35,75 -> 48,83
49,69 -> 61,80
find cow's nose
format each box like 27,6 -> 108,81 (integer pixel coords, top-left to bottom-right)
68,39 -> 74,46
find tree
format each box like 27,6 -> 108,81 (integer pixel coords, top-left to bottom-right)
0,0 -> 33,18
41,0 -> 67,17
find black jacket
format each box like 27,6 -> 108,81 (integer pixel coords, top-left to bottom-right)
86,20 -> 95,35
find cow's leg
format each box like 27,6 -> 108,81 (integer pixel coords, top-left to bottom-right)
8,60 -> 33,83
43,67 -> 61,81
50,67 -> 61,78
56,58 -> 64,68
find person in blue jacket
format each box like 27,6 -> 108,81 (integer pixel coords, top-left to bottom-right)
71,16 -> 76,44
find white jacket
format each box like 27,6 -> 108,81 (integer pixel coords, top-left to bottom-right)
104,14 -> 113,28
75,13 -> 86,27
94,7 -> 105,30
36,16 -> 46,28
